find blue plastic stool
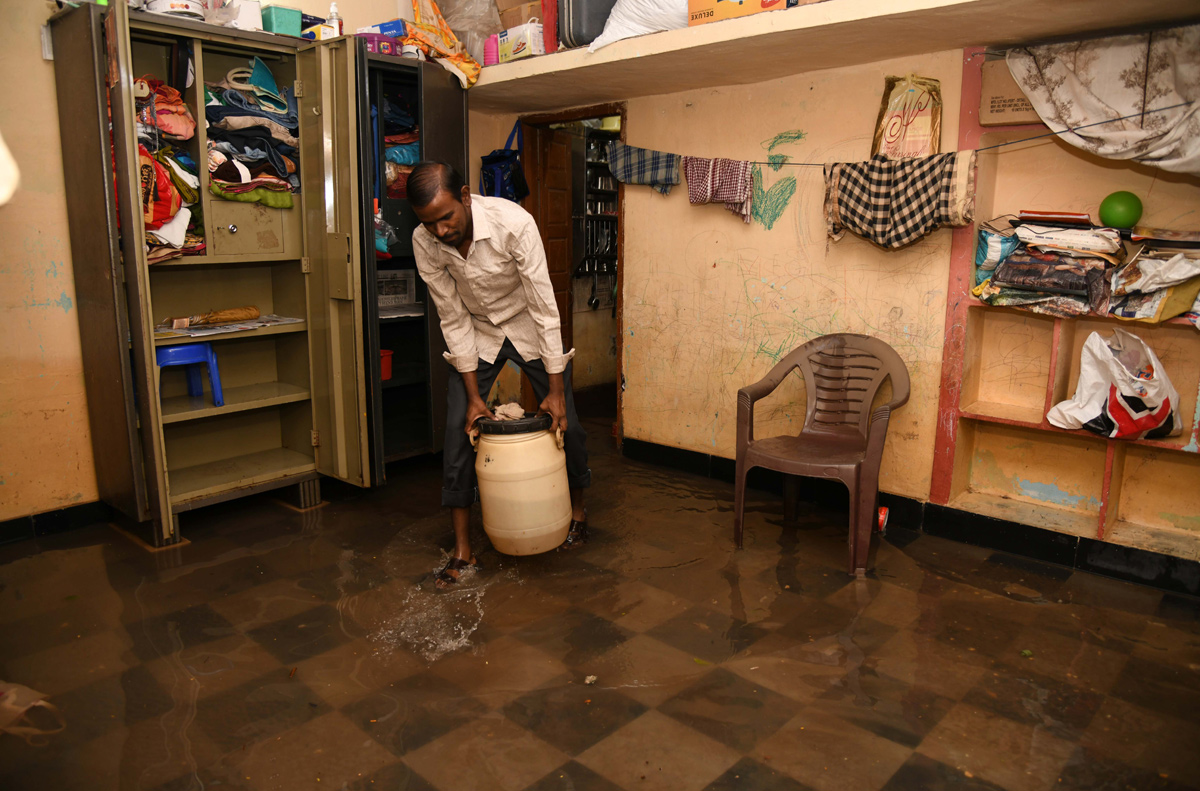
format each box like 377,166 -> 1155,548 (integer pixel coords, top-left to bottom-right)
156,342 -> 224,407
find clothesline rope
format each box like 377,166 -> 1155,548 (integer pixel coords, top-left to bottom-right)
736,101 -> 1194,167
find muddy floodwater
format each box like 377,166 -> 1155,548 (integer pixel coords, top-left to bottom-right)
2,417 -> 1198,790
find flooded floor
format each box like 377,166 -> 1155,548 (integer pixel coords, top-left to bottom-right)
2,417 -> 1199,791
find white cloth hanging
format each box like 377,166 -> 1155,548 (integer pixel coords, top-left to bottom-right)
1006,25 -> 1200,175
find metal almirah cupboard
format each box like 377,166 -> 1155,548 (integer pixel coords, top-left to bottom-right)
49,5 -> 464,546
349,41 -> 466,486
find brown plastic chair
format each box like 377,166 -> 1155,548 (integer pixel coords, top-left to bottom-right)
734,333 -> 910,576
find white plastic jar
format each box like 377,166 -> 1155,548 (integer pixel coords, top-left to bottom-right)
474,414 -> 571,555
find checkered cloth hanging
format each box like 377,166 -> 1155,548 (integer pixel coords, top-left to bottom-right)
606,142 -> 680,195
824,151 -> 976,249
682,156 -> 753,224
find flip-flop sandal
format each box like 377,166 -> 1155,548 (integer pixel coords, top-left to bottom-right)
434,556 -> 481,588
559,515 -> 588,550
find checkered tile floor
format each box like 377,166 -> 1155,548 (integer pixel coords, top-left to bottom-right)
1,419 -> 1198,791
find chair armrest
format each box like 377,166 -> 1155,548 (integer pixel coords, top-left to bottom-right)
737,374 -> 784,447
866,405 -> 892,458
739,376 -> 779,405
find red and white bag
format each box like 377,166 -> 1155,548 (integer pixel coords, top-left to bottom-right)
1047,328 -> 1181,440
138,144 -> 182,231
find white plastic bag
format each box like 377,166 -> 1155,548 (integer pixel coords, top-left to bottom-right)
0,682 -> 65,745
1015,224 -> 1123,258
587,0 -> 687,53
1047,328 -> 1181,439
1111,251 -> 1200,295
438,0 -> 503,63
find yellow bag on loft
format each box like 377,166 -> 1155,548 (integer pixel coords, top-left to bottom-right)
401,0 -> 482,88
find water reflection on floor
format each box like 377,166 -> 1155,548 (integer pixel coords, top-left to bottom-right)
1,418 -> 1198,791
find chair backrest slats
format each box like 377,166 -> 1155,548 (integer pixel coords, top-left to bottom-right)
772,334 -> 913,438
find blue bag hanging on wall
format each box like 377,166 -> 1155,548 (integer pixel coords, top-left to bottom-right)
480,122 -> 530,203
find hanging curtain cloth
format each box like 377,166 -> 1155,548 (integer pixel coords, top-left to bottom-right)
1006,25 -> 1200,176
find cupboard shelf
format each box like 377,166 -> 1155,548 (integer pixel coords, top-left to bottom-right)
958,400 -> 1044,428
160,382 -> 310,424
959,408 -> 1199,456
154,321 -> 307,346
168,447 -> 315,506
149,249 -> 304,266
966,297 -> 1196,328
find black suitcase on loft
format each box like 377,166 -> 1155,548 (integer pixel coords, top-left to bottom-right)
558,0 -> 618,48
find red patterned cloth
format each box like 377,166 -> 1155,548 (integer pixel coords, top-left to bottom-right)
682,156 -> 753,223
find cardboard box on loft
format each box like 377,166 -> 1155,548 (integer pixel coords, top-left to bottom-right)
979,59 -> 1042,127
688,0 -> 791,27
498,21 -> 545,62
500,0 -> 539,30
494,0 -> 557,54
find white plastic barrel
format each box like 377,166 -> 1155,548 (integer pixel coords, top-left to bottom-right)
474,415 -> 571,555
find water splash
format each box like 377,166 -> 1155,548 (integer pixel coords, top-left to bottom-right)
370,554 -> 512,662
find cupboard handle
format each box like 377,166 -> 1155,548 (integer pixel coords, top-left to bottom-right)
227,224 -> 238,234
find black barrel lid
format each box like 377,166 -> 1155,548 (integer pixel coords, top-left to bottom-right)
477,413 -> 553,435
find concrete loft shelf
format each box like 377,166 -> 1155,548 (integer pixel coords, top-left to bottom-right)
470,0 -> 1199,113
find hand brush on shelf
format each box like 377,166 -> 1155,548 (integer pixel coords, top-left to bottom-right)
161,306 -> 260,330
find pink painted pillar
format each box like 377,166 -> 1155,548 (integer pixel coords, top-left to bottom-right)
929,47 -> 1045,505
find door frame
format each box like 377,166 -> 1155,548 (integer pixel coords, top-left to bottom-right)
518,102 -> 627,445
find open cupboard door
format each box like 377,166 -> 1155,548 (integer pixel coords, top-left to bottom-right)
104,1 -> 175,542
417,61 -> 467,452
297,40 -> 370,487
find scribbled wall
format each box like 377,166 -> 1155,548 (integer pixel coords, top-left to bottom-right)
572,309 -> 619,390
620,51 -> 964,500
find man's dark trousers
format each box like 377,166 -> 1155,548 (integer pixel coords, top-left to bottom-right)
441,337 -> 590,507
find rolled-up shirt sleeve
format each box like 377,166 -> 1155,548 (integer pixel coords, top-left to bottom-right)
414,236 -> 480,373
513,220 -> 574,374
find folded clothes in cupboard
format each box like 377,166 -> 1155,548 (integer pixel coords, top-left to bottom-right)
204,57 -> 301,206
135,76 -> 205,261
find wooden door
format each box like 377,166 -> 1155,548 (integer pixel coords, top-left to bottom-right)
297,40 -> 370,486
520,125 -> 574,409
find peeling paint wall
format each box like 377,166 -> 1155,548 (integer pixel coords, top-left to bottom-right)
969,427 -> 1104,515
572,309 -> 618,390
618,51 -> 964,500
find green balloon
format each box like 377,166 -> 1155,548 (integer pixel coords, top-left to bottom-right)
1099,191 -> 1143,228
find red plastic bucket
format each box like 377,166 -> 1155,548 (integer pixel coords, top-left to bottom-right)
380,349 -> 394,381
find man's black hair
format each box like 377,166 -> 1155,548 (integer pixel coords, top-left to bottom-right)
408,161 -> 466,208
